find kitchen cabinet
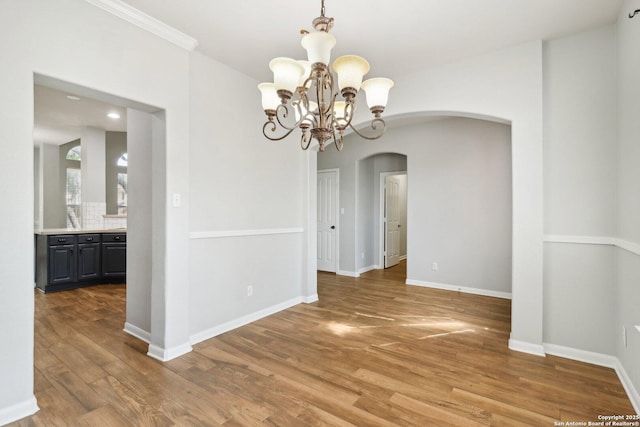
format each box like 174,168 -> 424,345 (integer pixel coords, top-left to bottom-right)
35,231 -> 126,292
77,234 -> 101,280
47,235 -> 76,286
102,233 -> 126,278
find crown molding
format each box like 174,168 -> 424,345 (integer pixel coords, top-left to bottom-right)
84,0 -> 198,51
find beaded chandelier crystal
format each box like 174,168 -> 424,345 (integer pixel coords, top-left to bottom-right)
258,0 -> 394,152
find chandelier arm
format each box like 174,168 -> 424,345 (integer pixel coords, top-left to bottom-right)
274,103 -> 305,131
332,101 -> 354,131
332,130 -> 344,151
346,117 -> 387,141
262,120 -> 297,141
300,129 -> 312,150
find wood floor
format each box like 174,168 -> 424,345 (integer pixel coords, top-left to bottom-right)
11,261 -> 634,426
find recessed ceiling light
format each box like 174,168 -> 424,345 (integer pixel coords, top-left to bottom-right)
66,95 -> 81,101
107,112 -> 121,119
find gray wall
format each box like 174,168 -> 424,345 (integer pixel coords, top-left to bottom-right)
542,26 -> 618,354
126,110 -> 153,335
80,127 -> 106,204
319,117 -> 513,295
105,131 -> 127,215
41,142 -> 66,228
187,51 -> 306,338
616,0 -> 640,396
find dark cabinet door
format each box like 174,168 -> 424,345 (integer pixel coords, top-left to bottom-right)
102,243 -> 126,278
78,242 -> 101,280
48,244 -> 76,284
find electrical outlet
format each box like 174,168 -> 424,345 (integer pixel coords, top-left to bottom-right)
432,262 -> 438,271
361,252 -> 365,259
247,285 -> 253,297
623,326 -> 627,347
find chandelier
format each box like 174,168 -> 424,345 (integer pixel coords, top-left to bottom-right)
258,0 -> 394,152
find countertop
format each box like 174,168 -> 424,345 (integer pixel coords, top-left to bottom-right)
34,228 -> 127,236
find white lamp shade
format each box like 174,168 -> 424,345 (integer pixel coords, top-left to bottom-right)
269,57 -> 304,93
361,77 -> 394,108
297,60 -> 311,87
257,82 -> 279,110
332,55 -> 370,91
333,101 -> 347,120
301,31 -> 336,65
295,101 -> 318,125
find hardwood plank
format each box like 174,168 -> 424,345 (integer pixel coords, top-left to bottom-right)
8,264 -> 635,426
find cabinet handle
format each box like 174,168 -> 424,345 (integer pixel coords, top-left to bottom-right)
86,237 -> 93,241
58,238 -> 66,243
114,236 -> 120,241
70,249 -> 73,255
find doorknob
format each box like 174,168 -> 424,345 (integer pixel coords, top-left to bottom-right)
330,225 -> 335,229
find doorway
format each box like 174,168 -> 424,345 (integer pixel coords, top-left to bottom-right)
381,172 -> 408,269
317,169 -> 339,273
32,74 -> 162,344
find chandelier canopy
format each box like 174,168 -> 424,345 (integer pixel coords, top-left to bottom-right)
258,0 -> 394,152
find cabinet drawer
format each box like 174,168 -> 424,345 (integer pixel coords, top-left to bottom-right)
78,234 -> 101,243
48,235 -> 77,246
102,233 -> 126,243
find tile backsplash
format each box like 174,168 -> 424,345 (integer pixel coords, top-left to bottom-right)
81,202 -> 106,229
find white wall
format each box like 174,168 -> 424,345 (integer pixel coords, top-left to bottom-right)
318,118 -> 512,296
187,51 -> 310,342
542,26 -> 618,354
0,0 -> 192,422
616,0 -> 640,401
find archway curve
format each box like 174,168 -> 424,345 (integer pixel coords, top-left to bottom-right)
349,109 -> 513,138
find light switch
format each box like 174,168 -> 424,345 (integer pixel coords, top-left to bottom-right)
340,208 -> 345,215
172,193 -> 181,207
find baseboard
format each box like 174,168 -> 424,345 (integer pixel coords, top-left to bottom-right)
543,343 -> 616,368
0,395 -> 38,425
302,294 -> 319,304
358,265 -> 379,274
123,322 -> 151,343
543,343 -> 640,414
337,270 -> 359,278
406,278 -> 512,300
509,339 -> 546,357
147,342 -> 193,362
399,255 -> 407,261
190,296 -> 304,346
614,358 -> 640,414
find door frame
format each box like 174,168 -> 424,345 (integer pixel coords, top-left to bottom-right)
379,171 -> 407,269
317,168 -> 340,273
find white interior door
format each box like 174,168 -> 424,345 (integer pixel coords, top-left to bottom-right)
384,175 -> 401,268
317,170 -> 338,272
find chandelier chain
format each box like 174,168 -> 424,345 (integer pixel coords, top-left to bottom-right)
321,0 -> 325,17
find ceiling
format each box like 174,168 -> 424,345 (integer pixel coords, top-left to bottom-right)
34,84 -> 127,145
35,0 -> 624,145
121,0 -> 623,83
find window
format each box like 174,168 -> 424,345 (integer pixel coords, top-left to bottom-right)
65,145 -> 82,228
66,145 -> 81,161
66,168 -> 81,228
117,153 -> 128,167
117,172 -> 127,215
